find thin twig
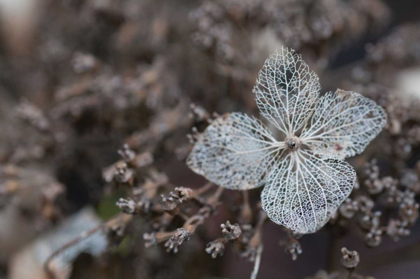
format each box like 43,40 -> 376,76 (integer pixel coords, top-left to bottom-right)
207,186 -> 224,206
250,245 -> 263,279
195,182 -> 214,195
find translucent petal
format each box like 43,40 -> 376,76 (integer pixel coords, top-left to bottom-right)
301,90 -> 387,159
253,47 -> 321,136
187,112 -> 284,190
261,150 -> 355,234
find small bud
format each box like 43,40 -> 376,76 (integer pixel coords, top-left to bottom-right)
206,239 -> 225,258
118,144 -> 136,162
280,237 -> 302,261
339,198 -> 358,219
221,221 -> 242,241
365,228 -> 382,247
165,228 -> 190,253
341,247 -> 359,269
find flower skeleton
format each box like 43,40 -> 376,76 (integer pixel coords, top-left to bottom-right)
187,47 -> 387,234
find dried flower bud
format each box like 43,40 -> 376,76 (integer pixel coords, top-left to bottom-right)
165,228 -> 190,253
399,200 -> 419,225
160,194 -> 179,214
116,198 -> 151,214
116,198 -> 137,214
280,237 -> 302,261
341,247 -> 359,269
365,228 -> 382,247
401,170 -> 420,194
382,176 -> 398,189
206,239 -> 225,258
174,187 -> 194,202
364,159 -> 397,195
190,103 -> 210,122
118,144 -> 136,162
339,198 -> 358,219
360,211 -> 381,230
114,162 -> 134,184
356,195 -> 374,213
221,221 -> 242,241
160,187 -> 194,214
365,179 -> 384,195
365,159 -> 379,179
187,126 -> 202,144
387,188 -> 415,205
386,219 -> 410,241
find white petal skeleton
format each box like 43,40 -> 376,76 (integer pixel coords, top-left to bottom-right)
187,47 -> 387,234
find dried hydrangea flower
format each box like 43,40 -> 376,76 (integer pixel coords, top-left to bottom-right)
187,47 -> 387,234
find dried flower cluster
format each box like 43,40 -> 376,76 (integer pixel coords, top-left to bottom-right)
190,0 -> 390,70
2,0 -> 420,278
188,47 -> 386,234
331,158 -> 420,247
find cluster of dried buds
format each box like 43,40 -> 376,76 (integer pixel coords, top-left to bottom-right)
306,247 -> 374,279
190,0 -> 390,69
279,235 -> 302,261
336,159 -> 419,248
142,185 -> 223,253
108,143 -> 269,270
205,221 -> 242,258
203,193 -> 267,275
104,141 -> 227,255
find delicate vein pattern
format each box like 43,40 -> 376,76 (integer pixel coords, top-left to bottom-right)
187,112 -> 283,190
300,90 -> 387,159
253,47 -> 321,135
261,151 -> 355,234
187,47 -> 387,234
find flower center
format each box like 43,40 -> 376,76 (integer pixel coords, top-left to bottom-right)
285,137 -> 301,151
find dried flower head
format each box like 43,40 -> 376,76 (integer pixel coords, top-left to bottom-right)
221,221 -> 242,241
341,247 -> 360,269
206,239 -> 225,258
187,47 -> 387,234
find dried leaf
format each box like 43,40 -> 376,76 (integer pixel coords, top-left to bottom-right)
187,112 -> 283,190
261,150 -> 355,234
301,90 -> 387,159
253,47 -> 321,136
